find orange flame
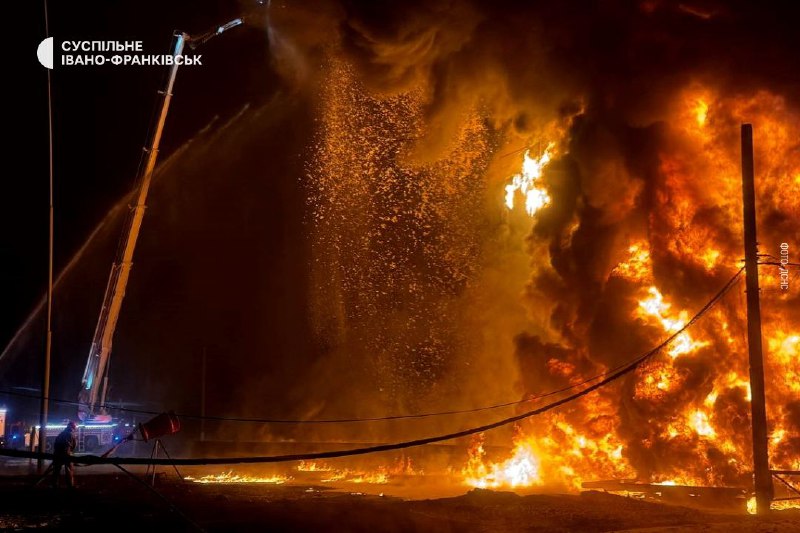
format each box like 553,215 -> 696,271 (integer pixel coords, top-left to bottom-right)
479,85 -> 800,496
504,144 -> 555,216
185,472 -> 290,484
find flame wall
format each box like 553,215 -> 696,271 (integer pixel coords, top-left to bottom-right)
267,0 -> 798,484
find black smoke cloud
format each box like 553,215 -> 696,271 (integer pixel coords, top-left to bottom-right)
270,0 -> 798,142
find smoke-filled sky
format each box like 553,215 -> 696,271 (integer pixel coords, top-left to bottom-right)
4,0 -> 799,479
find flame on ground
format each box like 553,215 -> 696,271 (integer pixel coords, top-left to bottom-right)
315,457 -> 419,484
188,457 -> 420,487
296,460 -> 335,472
185,472 -> 290,484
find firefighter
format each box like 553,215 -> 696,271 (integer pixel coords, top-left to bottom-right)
52,421 -> 78,488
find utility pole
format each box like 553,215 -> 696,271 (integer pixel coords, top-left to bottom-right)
741,123 -> 773,514
38,0 -> 54,473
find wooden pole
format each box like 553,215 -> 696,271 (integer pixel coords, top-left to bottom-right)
741,123 -> 773,514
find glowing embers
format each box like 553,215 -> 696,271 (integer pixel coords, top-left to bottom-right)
461,434 -> 543,489
186,472 -> 290,484
637,287 -> 709,358
504,143 -> 555,216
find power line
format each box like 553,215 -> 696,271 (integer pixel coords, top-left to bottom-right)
1,268 -> 743,466
0,352 -> 680,424
1,268 -> 744,425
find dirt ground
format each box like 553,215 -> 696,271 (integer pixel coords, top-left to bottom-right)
0,472 -> 798,532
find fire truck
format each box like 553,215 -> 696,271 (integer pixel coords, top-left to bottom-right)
35,421 -> 131,453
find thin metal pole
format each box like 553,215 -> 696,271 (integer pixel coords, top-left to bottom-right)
741,123 -> 773,514
200,347 -> 206,442
38,0 -> 54,474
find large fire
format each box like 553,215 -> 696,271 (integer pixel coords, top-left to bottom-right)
294,28 -> 798,507
479,85 -> 799,507
189,77 -> 797,511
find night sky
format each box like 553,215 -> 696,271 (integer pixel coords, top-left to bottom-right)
4,0 -> 298,428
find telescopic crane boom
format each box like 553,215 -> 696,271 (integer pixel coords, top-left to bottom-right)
78,31 -> 187,421
79,19 -> 243,421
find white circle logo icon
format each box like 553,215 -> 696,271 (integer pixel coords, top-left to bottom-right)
37,37 -> 54,69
